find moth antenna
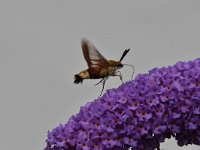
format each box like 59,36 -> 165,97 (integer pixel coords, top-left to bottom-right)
119,49 -> 130,62
123,64 -> 134,80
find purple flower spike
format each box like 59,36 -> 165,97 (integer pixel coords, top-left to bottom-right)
45,58 -> 200,150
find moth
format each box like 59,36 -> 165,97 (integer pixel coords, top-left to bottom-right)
74,38 -> 134,95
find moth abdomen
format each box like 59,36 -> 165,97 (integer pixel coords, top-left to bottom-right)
74,74 -> 83,84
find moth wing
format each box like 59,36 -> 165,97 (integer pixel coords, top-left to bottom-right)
81,38 -> 109,69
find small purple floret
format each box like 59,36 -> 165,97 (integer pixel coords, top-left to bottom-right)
45,58 -> 200,150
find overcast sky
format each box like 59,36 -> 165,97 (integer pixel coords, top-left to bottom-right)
0,1 -> 200,150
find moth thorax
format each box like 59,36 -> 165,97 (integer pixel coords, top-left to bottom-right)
108,60 -> 123,69
108,60 -> 120,66
79,70 -> 90,79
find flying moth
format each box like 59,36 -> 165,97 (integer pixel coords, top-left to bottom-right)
74,38 -> 134,96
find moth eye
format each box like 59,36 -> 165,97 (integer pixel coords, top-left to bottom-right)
117,64 -> 123,68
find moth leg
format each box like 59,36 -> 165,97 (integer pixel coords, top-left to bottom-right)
113,71 -> 124,83
95,78 -> 106,86
100,78 -> 107,96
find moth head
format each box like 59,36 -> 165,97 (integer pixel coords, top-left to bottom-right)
117,63 -> 123,69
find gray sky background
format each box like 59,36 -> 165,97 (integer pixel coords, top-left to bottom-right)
0,1 -> 200,150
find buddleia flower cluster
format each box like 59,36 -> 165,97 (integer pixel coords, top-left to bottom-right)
44,58 -> 200,150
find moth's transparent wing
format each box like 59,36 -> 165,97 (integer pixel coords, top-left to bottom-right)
81,38 -> 109,69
